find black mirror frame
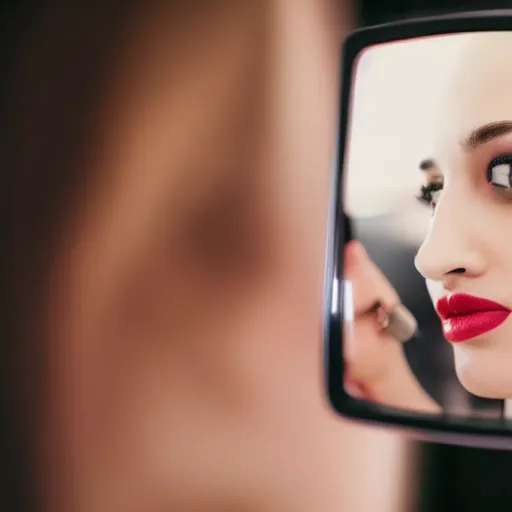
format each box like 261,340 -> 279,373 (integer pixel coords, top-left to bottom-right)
324,9 -> 512,450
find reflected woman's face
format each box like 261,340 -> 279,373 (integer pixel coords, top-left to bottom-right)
414,33 -> 512,400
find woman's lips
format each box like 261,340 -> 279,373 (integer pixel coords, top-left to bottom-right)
436,293 -> 511,343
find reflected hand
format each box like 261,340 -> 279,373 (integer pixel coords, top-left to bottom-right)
343,240 -> 441,413
343,240 -> 405,398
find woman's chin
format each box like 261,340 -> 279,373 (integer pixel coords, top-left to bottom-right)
453,345 -> 512,399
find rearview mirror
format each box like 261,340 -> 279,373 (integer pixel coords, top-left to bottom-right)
324,10 -> 512,449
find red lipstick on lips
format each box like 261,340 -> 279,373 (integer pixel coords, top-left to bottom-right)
436,293 -> 511,343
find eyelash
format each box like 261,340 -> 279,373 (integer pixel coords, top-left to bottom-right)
419,183 -> 443,211
486,154 -> 512,190
419,153 -> 512,211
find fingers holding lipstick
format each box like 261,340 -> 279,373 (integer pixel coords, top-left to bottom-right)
344,240 -> 400,317
343,240 -> 411,392
341,240 -> 441,414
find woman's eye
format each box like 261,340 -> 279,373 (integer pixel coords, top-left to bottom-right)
430,188 -> 442,208
418,183 -> 443,210
487,155 -> 512,189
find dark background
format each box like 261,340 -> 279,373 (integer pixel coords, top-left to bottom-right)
356,1 -> 512,511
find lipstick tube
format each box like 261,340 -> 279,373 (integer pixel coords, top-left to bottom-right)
384,303 -> 418,343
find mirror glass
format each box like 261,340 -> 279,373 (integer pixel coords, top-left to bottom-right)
343,31 -> 512,421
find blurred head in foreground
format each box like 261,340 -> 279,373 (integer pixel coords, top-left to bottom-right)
0,1 -> 393,511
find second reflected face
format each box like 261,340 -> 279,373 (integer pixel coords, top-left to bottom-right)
414,33 -> 512,400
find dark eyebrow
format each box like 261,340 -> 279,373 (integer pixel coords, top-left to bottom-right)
464,121 -> 512,150
419,159 -> 436,171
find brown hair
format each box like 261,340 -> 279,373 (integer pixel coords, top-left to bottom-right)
3,3 -> 236,508
1,2 -> 141,509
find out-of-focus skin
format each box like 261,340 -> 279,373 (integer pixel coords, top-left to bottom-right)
6,2 -> 418,511
415,32 -> 512,400
344,241 -> 441,414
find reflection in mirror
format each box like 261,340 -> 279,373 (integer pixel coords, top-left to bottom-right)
342,31 -> 512,421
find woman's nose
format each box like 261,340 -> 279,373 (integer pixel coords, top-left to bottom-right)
414,193 -> 486,283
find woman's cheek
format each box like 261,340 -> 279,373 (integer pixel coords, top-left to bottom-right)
425,278 -> 443,308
